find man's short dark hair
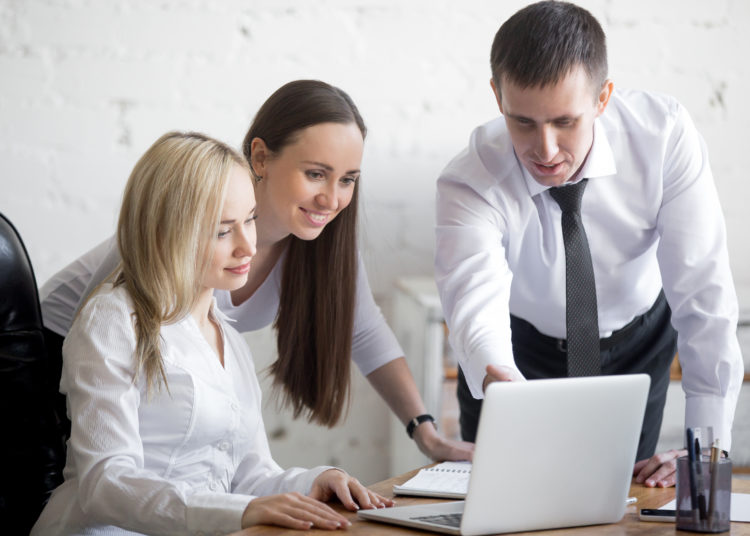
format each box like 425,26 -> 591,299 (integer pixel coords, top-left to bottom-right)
490,1 -> 607,97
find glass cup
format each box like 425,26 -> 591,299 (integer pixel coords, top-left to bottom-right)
675,455 -> 731,533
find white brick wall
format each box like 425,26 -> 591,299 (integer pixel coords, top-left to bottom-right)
2,0 -> 748,484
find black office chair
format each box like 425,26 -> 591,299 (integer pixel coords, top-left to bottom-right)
0,212 -> 67,534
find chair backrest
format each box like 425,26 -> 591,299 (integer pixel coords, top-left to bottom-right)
0,212 -> 66,534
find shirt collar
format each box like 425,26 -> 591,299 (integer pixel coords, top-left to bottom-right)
210,296 -> 235,323
521,118 -> 617,197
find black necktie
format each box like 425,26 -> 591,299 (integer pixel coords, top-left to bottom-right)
549,179 -> 600,376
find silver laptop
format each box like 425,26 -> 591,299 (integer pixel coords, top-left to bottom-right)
358,374 -> 650,535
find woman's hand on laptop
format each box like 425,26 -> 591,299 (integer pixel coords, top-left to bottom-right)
632,448 -> 687,488
483,364 -> 526,392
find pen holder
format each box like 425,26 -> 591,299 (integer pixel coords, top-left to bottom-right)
676,455 -> 732,533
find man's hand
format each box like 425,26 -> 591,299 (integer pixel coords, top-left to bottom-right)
482,364 -> 526,391
633,449 -> 687,488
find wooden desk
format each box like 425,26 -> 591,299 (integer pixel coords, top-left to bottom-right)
233,467 -> 750,535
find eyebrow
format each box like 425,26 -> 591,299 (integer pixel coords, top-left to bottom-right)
220,206 -> 256,224
505,112 -> 582,123
301,160 -> 360,174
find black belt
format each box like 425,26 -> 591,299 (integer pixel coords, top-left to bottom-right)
513,290 -> 667,353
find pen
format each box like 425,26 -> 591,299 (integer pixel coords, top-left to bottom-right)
686,428 -> 700,523
707,439 -> 720,527
694,435 -> 708,520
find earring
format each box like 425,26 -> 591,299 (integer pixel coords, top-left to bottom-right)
250,163 -> 263,183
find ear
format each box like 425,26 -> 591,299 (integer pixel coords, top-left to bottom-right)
595,79 -> 614,117
249,137 -> 270,178
490,78 -> 504,114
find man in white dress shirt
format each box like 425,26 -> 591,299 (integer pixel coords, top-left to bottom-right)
435,0 -> 743,487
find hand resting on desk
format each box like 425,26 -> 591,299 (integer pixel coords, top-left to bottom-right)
633,448 -> 687,488
309,468 -> 394,511
242,468 -> 393,530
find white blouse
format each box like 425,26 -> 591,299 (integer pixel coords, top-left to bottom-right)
40,237 -> 403,377
32,284 -> 330,536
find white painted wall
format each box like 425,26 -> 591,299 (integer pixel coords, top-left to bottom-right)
2,0 -> 748,484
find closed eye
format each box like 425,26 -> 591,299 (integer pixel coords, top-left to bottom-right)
554,118 -> 575,127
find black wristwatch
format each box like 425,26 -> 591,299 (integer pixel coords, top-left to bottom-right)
406,414 -> 437,439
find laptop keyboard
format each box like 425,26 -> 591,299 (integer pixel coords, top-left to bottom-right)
411,513 -> 463,528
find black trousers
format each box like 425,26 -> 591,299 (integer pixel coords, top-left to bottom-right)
457,291 -> 677,462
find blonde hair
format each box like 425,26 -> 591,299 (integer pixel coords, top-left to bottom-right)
115,131 -> 249,394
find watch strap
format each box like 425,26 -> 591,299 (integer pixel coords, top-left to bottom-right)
406,414 -> 436,438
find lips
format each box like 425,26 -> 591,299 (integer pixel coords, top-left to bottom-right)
532,161 -> 564,175
300,208 -> 330,226
225,262 -> 251,275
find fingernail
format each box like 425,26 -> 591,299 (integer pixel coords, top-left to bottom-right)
646,480 -> 654,487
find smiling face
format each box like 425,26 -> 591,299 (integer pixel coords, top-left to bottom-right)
202,164 -> 258,292
251,122 -> 364,245
493,66 -> 613,187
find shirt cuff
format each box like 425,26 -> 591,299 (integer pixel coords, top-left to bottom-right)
186,491 -> 254,535
460,345 -> 518,400
295,465 -> 337,494
684,395 -> 735,452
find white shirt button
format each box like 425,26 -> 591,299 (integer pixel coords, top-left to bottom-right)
218,441 -> 230,451
208,481 -> 218,491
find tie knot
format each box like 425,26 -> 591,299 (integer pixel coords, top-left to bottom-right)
549,178 -> 588,213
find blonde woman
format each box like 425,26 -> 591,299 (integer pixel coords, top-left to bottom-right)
32,132 -> 391,536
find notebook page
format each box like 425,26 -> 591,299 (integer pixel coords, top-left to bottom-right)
393,461 -> 472,497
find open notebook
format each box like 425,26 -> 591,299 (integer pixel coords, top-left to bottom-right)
359,375 -> 650,535
393,461 -> 471,499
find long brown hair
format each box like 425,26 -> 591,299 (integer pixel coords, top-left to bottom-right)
242,80 -> 366,426
116,131 -> 248,394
